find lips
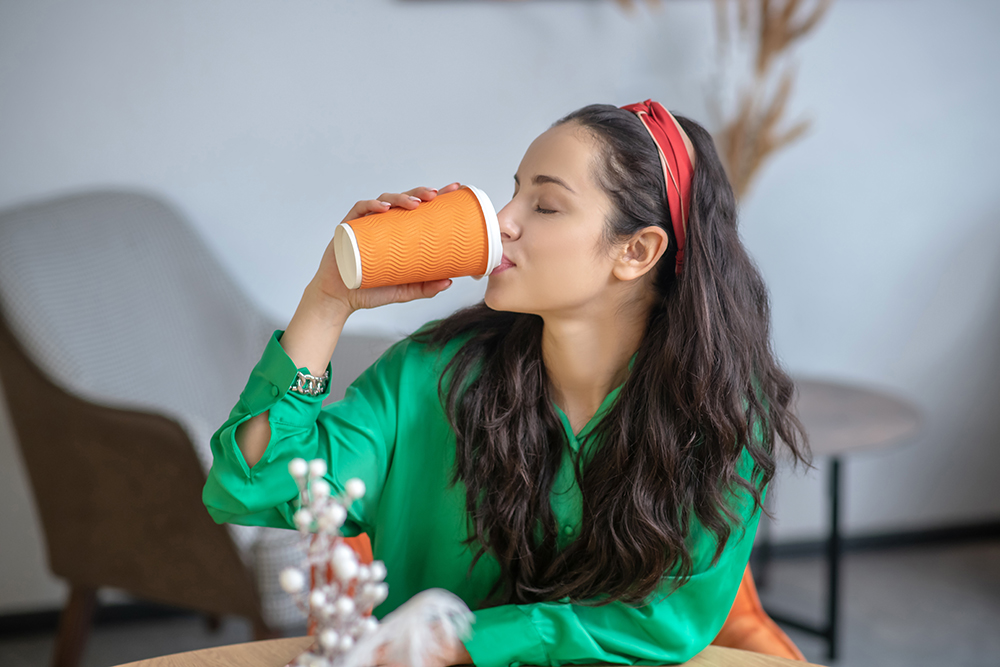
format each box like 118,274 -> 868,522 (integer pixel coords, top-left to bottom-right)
499,255 -> 515,269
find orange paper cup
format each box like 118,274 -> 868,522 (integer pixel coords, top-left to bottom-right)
333,185 -> 501,290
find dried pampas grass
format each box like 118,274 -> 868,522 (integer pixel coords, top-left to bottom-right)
711,0 -> 832,199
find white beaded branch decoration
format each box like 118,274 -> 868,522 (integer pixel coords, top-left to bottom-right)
280,458 -> 474,667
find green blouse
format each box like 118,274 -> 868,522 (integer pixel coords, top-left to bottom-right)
203,324 -> 764,667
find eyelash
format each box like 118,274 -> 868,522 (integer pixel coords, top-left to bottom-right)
511,186 -> 557,215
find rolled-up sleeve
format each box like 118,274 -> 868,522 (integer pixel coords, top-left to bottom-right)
463,470 -> 764,667
202,329 -> 402,537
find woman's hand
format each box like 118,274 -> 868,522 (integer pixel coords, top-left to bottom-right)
310,182 -> 464,314
371,628 -> 474,667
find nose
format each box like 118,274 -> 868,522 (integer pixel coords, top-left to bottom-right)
497,201 -> 520,242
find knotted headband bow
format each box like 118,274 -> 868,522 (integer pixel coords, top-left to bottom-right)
620,100 -> 694,275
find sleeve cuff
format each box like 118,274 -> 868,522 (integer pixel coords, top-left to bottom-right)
464,605 -> 550,667
239,329 -> 333,427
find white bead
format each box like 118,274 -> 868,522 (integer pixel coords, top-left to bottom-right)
371,583 -> 388,604
319,628 -> 340,649
334,557 -> 358,582
362,617 -> 379,636
369,561 -> 386,582
311,479 -> 331,499
293,509 -> 313,532
316,504 -> 344,532
327,504 -> 347,528
356,565 -> 370,582
337,634 -> 354,651
332,543 -> 355,565
279,567 -> 305,593
289,458 -> 308,479
309,459 -> 328,479
335,596 -> 356,616
309,590 -> 327,609
319,503 -> 347,532
345,478 -> 365,499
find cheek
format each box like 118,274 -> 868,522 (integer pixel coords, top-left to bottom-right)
487,226 -> 610,310
535,236 -> 604,287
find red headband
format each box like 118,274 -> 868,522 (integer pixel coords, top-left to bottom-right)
620,100 -> 693,275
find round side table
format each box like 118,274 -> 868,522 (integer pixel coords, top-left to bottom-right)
757,377 -> 921,661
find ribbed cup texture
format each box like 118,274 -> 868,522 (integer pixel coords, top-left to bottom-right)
351,188 -> 489,288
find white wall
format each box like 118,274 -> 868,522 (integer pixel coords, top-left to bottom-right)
1,0 -> 998,613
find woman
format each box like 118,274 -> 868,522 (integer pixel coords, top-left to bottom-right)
203,101 -> 808,666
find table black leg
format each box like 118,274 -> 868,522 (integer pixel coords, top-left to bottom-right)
827,456 -> 842,661
764,455 -> 843,661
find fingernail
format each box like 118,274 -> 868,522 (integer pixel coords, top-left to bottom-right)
379,200 -> 390,207
430,188 -> 438,193
409,196 -> 422,203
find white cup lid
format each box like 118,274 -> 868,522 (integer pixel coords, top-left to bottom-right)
333,223 -> 362,289
462,184 -> 502,279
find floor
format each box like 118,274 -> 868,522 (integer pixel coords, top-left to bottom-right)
1,541 -> 997,667
756,541 -> 1000,666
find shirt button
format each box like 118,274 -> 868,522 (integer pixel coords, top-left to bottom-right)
563,525 -> 574,536
270,385 -> 279,397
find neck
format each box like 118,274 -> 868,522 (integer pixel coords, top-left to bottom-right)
541,294 -> 650,433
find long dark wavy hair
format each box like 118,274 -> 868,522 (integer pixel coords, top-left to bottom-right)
412,104 -> 810,608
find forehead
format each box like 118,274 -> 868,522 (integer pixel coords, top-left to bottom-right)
517,122 -> 600,192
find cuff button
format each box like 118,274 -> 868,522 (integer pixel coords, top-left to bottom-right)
271,385 -> 279,397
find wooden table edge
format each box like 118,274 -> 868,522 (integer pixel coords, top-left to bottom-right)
112,637 -> 826,667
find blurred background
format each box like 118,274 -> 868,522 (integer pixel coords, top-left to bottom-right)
0,1 -> 998,666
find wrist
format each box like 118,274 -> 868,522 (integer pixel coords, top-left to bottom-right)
443,636 -> 473,666
303,281 -> 353,325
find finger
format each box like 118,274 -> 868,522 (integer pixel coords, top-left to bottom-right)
437,182 -> 462,194
345,198 -> 393,221
402,185 -> 440,201
378,192 -> 424,209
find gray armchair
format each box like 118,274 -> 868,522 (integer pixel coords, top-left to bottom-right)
0,190 -> 395,666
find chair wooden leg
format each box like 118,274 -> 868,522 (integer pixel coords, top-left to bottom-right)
52,586 -> 97,667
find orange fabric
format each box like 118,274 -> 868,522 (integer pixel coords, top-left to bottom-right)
712,565 -> 805,661
344,533 -> 374,565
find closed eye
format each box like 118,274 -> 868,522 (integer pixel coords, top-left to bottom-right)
535,207 -> 557,215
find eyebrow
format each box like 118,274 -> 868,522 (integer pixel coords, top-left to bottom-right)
513,173 -> 576,195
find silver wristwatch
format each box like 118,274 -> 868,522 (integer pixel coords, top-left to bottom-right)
289,369 -> 330,396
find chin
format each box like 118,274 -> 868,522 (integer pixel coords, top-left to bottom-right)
484,294 -> 538,317
483,288 -> 504,312
484,283 -> 522,314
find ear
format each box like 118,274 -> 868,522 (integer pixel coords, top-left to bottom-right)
612,226 -> 670,282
